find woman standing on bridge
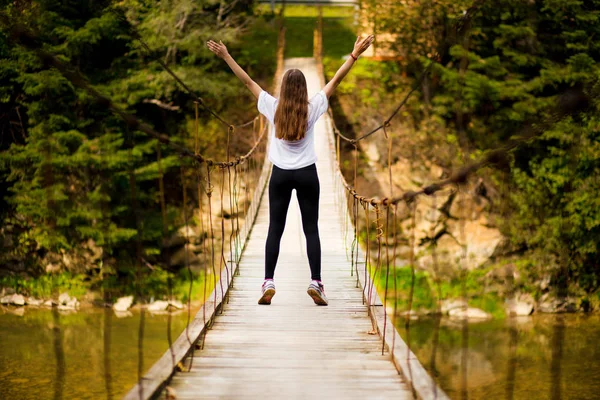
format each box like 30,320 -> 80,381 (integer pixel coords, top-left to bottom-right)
207,34 -> 374,306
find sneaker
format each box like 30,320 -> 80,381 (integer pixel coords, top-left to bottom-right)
307,281 -> 328,306
258,279 -> 276,305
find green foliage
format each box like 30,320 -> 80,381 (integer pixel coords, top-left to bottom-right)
0,1 -> 276,286
356,0 -> 600,296
99,264 -> 215,303
0,273 -> 88,299
508,115 -> 600,293
375,266 -> 505,317
280,5 -> 356,58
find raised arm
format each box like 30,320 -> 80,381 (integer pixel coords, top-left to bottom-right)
323,35 -> 374,99
206,40 -> 263,99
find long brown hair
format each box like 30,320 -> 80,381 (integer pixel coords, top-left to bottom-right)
274,69 -> 308,141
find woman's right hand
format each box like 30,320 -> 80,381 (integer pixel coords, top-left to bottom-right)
352,35 -> 375,58
207,40 -> 230,59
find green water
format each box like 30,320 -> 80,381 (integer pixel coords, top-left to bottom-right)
396,314 -> 600,400
0,306 -> 194,400
1,307 -> 599,400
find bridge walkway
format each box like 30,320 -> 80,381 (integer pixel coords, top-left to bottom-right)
165,57 -> 411,399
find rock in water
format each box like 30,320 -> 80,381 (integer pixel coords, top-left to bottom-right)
147,300 -> 169,312
449,307 -> 492,320
0,295 -> 10,305
11,307 -> 25,317
113,296 -> 134,312
67,297 -> 80,309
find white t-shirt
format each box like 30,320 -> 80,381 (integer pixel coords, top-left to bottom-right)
257,89 -> 329,170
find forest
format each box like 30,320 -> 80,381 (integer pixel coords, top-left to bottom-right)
328,0 -> 600,311
1,0 -> 599,310
0,0 -> 279,301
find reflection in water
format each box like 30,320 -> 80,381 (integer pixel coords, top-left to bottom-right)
52,308 -> 65,400
550,317 -> 565,400
103,307 -> 113,400
505,320 -> 518,400
167,278 -> 176,370
137,308 -> 146,400
0,307 -> 193,399
404,320 -> 418,400
429,315 -> 442,399
460,319 -> 469,400
396,314 -> 600,400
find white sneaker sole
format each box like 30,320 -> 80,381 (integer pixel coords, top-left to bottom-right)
307,288 -> 328,306
258,288 -> 276,305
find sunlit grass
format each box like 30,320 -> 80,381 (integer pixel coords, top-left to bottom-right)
256,4 -> 356,58
370,263 -> 506,318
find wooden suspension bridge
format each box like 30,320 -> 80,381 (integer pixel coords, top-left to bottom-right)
2,9 -> 491,399
124,57 -> 448,400
6,3 -> 583,399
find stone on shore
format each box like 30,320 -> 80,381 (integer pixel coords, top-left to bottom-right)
43,299 -> 56,307
506,294 -> 535,316
57,292 -> 80,310
26,297 -> 43,306
512,301 -> 534,316
441,298 -> 468,314
9,294 -> 25,306
147,300 -> 170,312
113,296 -> 134,312
448,307 -> 492,320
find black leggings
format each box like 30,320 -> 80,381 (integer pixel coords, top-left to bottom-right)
265,163 -> 321,281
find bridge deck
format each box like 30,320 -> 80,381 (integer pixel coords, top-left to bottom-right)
165,58 -> 410,399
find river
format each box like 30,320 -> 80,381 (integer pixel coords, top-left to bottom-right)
1,307 -> 598,399
0,306 -> 196,399
396,314 -> 600,399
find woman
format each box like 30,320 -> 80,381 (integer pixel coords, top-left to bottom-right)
207,34 -> 374,306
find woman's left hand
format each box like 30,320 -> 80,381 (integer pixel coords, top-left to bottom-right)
207,40 -> 230,59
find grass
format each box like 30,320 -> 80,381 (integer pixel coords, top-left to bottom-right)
254,5 -> 356,59
0,265 -> 220,305
0,273 -> 88,299
373,264 -> 507,318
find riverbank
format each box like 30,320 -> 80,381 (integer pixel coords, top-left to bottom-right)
314,9 -> 600,315
0,269 -> 213,316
